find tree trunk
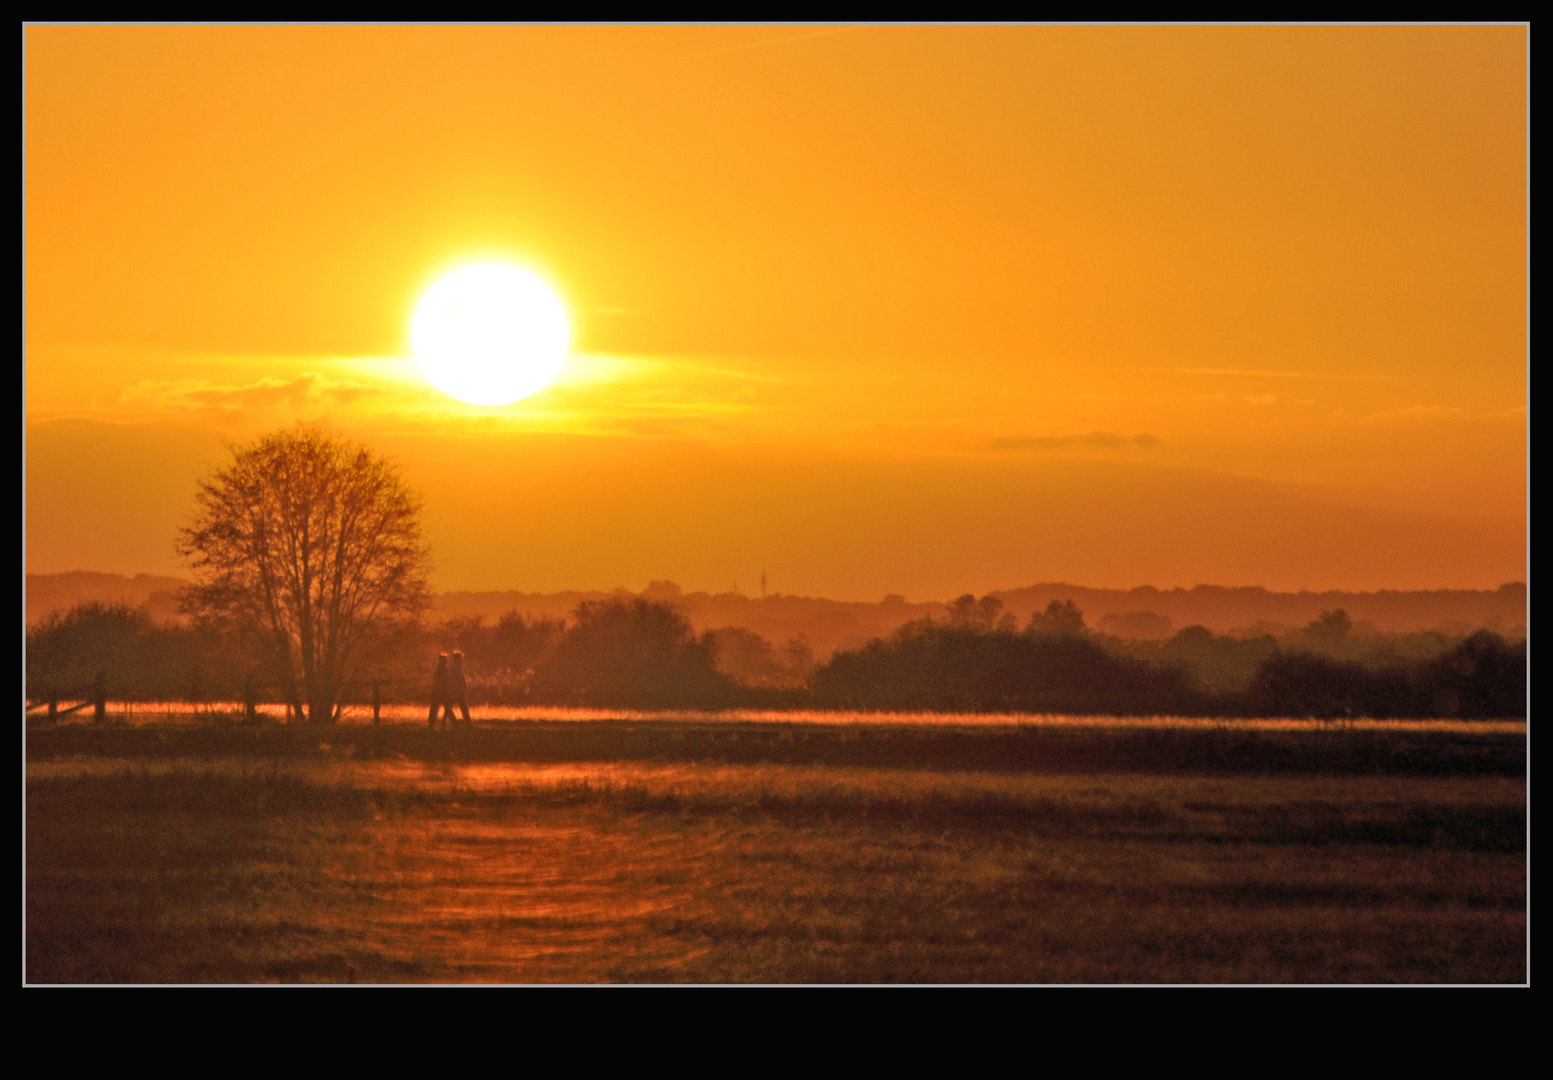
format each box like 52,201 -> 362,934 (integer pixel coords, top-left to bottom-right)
308,684 -> 336,725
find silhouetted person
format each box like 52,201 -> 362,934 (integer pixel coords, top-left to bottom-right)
429,654 -> 449,728
371,681 -> 382,725
92,671 -> 107,723
449,651 -> 472,727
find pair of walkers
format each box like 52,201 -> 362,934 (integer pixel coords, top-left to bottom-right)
428,651 -> 472,728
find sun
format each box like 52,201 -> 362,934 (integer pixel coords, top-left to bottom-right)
411,264 -> 570,406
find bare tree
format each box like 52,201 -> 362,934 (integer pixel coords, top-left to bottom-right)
177,427 -> 431,723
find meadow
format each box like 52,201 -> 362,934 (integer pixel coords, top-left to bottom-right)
26,715 -> 1526,984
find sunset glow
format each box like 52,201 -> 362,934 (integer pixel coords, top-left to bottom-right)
24,25 -> 1529,988
24,25 -> 1526,596
411,264 -> 570,406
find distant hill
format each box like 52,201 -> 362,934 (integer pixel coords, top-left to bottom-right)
432,583 -> 943,661
28,571 -> 1526,658
431,579 -> 1528,658
987,582 -> 1528,642
25,572 -> 188,626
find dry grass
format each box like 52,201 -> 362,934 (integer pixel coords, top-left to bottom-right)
26,726 -> 1525,984
45,702 -> 1529,733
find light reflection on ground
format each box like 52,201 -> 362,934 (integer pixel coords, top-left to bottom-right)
26,725 -> 1527,982
24,700 -> 1527,735
25,755 -> 1527,810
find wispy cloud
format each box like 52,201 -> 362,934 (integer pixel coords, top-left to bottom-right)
558,353 -> 809,391
118,373 -> 380,414
991,431 -> 1162,452
1359,404 -> 1525,424
1162,367 -> 1404,381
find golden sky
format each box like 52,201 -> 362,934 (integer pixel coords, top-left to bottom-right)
25,25 -> 1526,598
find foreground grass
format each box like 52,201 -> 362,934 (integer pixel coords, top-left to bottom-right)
26,716 -> 1527,776
27,722 -> 1525,983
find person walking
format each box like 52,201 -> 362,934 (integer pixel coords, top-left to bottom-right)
429,654 -> 449,728
448,651 -> 472,727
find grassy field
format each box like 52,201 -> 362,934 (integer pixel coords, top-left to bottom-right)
26,718 -> 1526,983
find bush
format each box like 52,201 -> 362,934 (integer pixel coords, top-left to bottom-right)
25,603 -> 244,704
811,621 -> 1201,714
530,598 -> 741,708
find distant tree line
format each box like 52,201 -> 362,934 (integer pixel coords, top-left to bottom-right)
808,597 -> 1525,719
25,604 -> 237,706
24,597 -> 746,714
810,600 -> 1202,714
25,595 -> 1525,720
1244,634 -> 1525,720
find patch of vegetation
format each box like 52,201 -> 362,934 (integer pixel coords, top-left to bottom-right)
27,599 -> 1526,719
27,752 -> 1526,983
24,720 -> 1528,777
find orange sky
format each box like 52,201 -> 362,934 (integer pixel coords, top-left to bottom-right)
25,25 -> 1526,599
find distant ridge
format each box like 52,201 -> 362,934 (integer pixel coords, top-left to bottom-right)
989,582 -> 1527,642
33,571 -> 1523,660
25,571 -> 188,627
435,581 -> 1526,658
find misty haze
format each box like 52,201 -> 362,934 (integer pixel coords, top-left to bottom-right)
27,25 -> 1525,986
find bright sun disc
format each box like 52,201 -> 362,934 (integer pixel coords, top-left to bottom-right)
411,264 -> 570,406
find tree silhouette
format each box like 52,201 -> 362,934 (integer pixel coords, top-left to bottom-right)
1300,609 -> 1353,654
1027,599 -> 1086,637
176,427 -> 431,724
944,594 -> 1019,632
26,602 -> 150,704
530,598 -> 735,707
1424,630 -> 1526,718
811,615 -> 1199,714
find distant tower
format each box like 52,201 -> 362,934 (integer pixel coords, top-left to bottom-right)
761,570 -> 767,598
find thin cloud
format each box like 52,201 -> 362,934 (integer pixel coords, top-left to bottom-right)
1161,367 -> 1404,382
1359,404 -> 1467,423
569,353 -> 811,388
991,431 -> 1162,451
118,373 -> 380,413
